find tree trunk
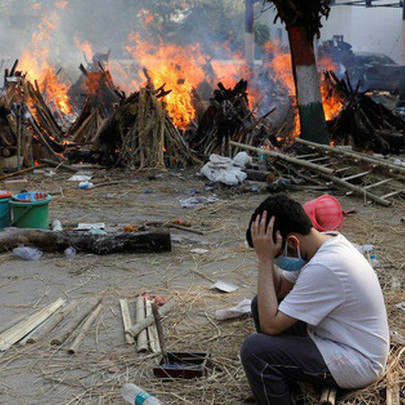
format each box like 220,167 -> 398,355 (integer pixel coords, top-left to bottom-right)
287,25 -> 328,144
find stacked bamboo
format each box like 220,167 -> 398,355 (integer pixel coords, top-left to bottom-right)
120,296 -> 163,353
89,86 -> 199,169
0,296 -> 104,354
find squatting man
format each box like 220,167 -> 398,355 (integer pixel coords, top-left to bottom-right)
240,194 -> 389,405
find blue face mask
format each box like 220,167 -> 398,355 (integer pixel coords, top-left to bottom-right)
274,243 -> 306,272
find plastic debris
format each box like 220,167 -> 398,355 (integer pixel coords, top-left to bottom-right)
200,152 -> 251,186
210,280 -> 239,293
64,247 -> 77,260
12,245 -> 43,261
215,299 -> 252,321
78,181 -> 94,189
180,195 -> 218,208
190,248 -> 209,254
52,220 -> 63,231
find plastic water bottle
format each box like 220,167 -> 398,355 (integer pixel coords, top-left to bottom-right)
121,383 -> 163,404
258,146 -> 266,163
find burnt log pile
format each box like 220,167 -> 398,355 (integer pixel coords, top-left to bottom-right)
325,71 -> 405,154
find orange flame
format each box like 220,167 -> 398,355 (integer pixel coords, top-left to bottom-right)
125,33 -> 207,129
19,10 -> 72,115
263,41 -> 343,137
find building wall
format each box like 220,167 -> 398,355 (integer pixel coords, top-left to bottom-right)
264,4 -> 402,63
320,5 -> 402,62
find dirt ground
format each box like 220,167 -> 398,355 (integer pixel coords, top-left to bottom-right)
0,167 -> 404,404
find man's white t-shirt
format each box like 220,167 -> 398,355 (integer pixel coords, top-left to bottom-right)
278,233 -> 389,389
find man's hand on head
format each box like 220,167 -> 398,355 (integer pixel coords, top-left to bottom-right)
251,211 -> 282,265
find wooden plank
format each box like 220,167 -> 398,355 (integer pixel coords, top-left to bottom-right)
0,298 -> 65,351
230,141 -> 335,175
120,299 -> 135,345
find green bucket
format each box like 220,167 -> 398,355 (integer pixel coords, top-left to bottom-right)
10,192 -> 51,229
0,194 -> 11,229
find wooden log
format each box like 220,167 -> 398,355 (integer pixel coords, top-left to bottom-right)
68,303 -> 103,354
127,299 -> 175,338
0,164 -> 46,182
135,296 -> 148,352
0,228 -> 172,255
23,300 -> 78,344
50,297 -> 101,345
119,299 -> 135,345
320,386 -> 337,405
0,298 -> 65,351
229,141 -> 335,175
145,299 -> 160,353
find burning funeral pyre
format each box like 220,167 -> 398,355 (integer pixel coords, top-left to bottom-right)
0,8 -> 404,173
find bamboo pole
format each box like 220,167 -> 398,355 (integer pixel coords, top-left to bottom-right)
68,304 -> 103,354
128,299 -> 175,338
119,299 -> 135,345
22,300 -> 78,345
50,297 -> 101,346
229,141 -> 335,175
0,298 -> 65,351
145,299 -> 160,353
296,137 -> 405,175
151,302 -> 168,363
135,296 -> 148,352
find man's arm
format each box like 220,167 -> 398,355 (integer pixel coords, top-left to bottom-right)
272,267 -> 295,301
251,212 -> 297,335
258,260 -> 297,335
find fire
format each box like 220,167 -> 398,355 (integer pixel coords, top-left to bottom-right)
125,33 -> 207,129
262,41 -> 343,137
74,36 -> 94,62
19,10 -> 72,115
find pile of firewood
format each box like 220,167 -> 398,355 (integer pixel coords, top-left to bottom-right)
325,71 -> 405,154
188,80 -> 257,156
69,85 -> 199,169
0,61 -> 66,168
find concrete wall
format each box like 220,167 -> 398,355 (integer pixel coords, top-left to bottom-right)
320,5 -> 402,62
264,4 -> 402,63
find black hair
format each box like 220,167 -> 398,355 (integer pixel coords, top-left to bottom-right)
246,194 -> 313,248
